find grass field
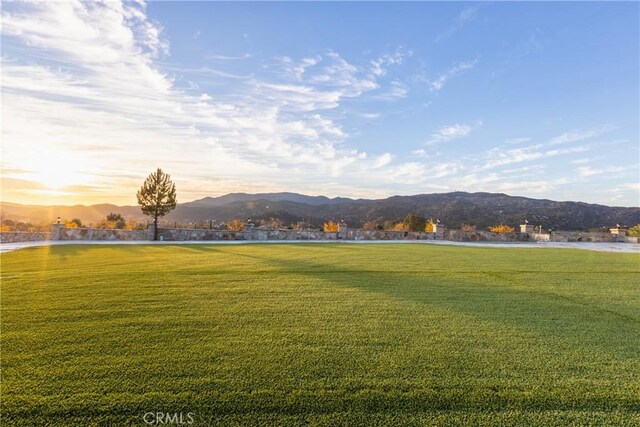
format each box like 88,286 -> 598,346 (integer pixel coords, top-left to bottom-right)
1,243 -> 639,426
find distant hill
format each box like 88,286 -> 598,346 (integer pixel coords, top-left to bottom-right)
187,192 -> 364,207
2,192 -> 639,230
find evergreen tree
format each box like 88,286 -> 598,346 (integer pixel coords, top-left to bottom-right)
136,168 -> 177,240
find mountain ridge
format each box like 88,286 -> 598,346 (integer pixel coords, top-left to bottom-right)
2,191 -> 639,230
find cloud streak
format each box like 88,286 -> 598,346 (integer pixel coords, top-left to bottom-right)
426,121 -> 480,145
436,6 -> 478,42
429,59 -> 478,91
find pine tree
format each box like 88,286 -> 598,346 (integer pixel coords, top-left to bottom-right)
137,168 -> 177,240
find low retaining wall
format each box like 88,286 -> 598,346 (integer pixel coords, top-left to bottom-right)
159,228 -> 332,241
57,228 -> 148,241
4,224 -> 637,244
250,229 -> 332,240
348,230 -> 435,240
547,231 -> 620,243
531,233 -> 627,243
159,228 -> 245,241
157,228 -> 438,241
0,231 -> 52,243
445,230 -> 529,242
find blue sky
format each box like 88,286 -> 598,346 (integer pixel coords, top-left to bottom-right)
1,1 -> 639,206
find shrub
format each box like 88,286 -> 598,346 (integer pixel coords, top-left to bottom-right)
489,224 -> 515,233
425,218 -> 436,233
125,219 -> 146,230
323,221 -> 339,232
0,224 -> 10,232
362,221 -> 381,230
462,224 -> 476,232
106,213 -> 126,229
628,224 -> 640,237
227,219 -> 245,231
403,214 -> 426,231
260,217 -> 284,229
392,222 -> 410,231
383,221 -> 395,230
65,218 -> 82,228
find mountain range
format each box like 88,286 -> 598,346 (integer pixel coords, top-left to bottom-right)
2,192 -> 639,230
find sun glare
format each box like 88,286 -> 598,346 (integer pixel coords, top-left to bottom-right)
25,152 -> 92,190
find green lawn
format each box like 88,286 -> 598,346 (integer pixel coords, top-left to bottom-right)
1,244 -> 639,426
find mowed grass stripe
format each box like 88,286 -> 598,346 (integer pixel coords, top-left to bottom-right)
1,244 -> 639,425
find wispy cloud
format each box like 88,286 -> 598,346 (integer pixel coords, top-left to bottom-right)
429,59 -> 478,91
412,149 -> 428,158
426,121 -> 481,145
436,6 -> 478,42
370,47 -> 412,77
0,1 -> 426,204
505,137 -> 531,145
571,158 -> 593,164
576,165 -> 630,177
475,126 -> 618,172
548,125 -> 614,145
207,53 -> 252,61
373,80 -> 408,101
478,145 -> 590,171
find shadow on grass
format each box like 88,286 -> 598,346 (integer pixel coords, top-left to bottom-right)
241,251 -> 640,360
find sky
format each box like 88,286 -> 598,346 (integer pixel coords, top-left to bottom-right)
1,1 -> 639,207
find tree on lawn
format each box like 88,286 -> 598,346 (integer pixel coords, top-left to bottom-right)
137,168 -> 177,240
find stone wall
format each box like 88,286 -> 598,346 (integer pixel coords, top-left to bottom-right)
445,230 -> 529,242
158,227 -> 331,241
0,232 -> 52,243
250,229 -> 331,240
4,224 -> 636,244
157,228 -> 439,241
159,228 -> 245,241
546,231 -> 620,243
57,228 -> 149,241
347,230 -> 436,240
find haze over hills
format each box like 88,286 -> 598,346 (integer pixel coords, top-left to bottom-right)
2,192 -> 639,230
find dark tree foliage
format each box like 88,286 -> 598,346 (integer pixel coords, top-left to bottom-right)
137,168 -> 177,240
106,213 -> 126,229
402,213 -> 426,231
106,213 -> 123,222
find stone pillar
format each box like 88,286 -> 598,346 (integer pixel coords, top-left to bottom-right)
51,223 -> 65,240
244,223 -> 254,241
610,227 -> 626,237
147,223 -> 155,240
433,223 -> 445,240
338,224 -> 348,240
520,224 -> 534,234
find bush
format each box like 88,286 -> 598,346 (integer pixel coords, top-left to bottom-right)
489,224 -> 515,233
227,219 -> 245,231
260,217 -> 284,229
64,218 -> 82,228
628,224 -> 640,237
462,224 -> 476,232
403,214 -> 426,231
125,219 -> 146,230
425,218 -> 436,233
106,213 -> 126,229
323,221 -> 339,232
362,220 -> 381,230
392,222 -> 410,231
